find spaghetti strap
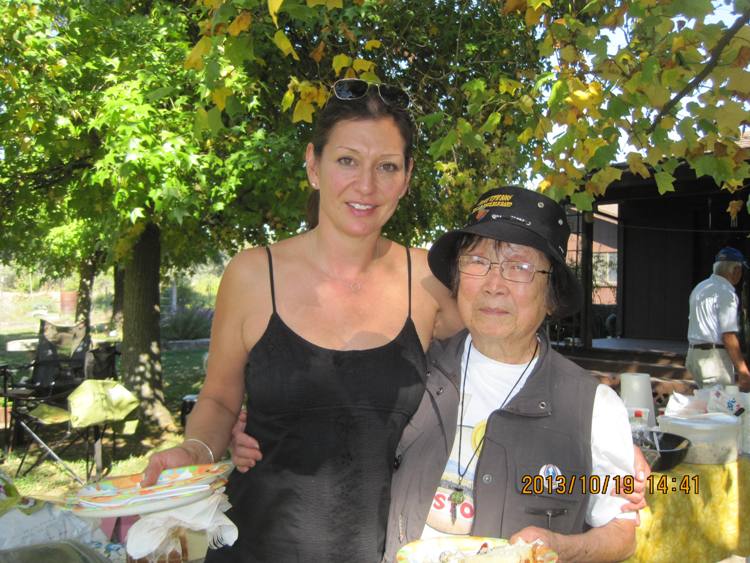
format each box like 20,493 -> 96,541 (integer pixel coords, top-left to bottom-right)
265,246 -> 277,313
406,246 -> 412,318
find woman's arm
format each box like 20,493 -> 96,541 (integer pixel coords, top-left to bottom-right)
142,249 -> 269,485
409,248 -> 464,342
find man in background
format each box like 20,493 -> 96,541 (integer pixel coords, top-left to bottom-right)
686,247 -> 750,391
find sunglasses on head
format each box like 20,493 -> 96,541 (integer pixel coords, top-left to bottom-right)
331,78 -> 411,109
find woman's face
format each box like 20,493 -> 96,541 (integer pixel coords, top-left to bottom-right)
306,117 -> 412,237
457,238 -> 551,359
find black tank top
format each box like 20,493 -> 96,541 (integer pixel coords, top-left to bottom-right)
206,246 -> 426,563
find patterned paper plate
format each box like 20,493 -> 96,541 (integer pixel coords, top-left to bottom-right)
68,461 -> 233,517
396,536 -> 509,563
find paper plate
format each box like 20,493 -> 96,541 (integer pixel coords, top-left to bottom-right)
396,536 -> 509,563
69,461 -> 234,518
70,478 -> 228,518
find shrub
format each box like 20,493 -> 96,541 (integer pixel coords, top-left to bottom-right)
161,307 -> 213,341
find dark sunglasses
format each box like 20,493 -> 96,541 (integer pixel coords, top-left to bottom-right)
331,79 -> 411,109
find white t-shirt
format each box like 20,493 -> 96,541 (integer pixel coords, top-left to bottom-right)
423,336 -> 635,538
687,274 -> 739,344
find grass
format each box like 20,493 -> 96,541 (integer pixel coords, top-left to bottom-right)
1,345 -> 209,499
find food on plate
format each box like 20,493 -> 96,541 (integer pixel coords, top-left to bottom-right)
396,536 -> 557,563
437,540 -> 557,563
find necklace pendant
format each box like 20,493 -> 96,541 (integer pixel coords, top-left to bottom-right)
449,486 -> 465,524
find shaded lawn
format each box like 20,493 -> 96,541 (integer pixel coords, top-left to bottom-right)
1,346 -> 209,499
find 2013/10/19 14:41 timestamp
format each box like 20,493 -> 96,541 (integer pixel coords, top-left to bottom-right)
646,474 -> 700,495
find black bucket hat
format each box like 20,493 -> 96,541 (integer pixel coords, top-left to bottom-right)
428,186 -> 583,318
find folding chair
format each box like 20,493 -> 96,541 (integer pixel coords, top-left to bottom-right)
0,319 -> 91,480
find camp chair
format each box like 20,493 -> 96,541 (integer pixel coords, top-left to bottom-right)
1,320 -> 91,453
14,379 -> 139,484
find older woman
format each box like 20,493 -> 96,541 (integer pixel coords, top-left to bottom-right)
385,186 -> 637,562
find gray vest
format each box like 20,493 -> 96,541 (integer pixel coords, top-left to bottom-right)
470,335 -> 598,537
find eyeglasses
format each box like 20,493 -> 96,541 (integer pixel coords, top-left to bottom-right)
331,78 -> 411,109
458,255 -> 552,283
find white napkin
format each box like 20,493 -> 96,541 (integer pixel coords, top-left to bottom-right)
125,491 -> 238,559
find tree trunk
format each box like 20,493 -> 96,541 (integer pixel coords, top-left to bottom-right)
121,223 -> 176,431
111,265 -> 124,331
75,251 -> 103,333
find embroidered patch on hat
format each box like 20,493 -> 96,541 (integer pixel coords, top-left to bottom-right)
471,193 -> 513,215
475,208 -> 489,221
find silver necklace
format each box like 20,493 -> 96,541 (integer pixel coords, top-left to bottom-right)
317,239 -> 380,292
449,337 -> 539,524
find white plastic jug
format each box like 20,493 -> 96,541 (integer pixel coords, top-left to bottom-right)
620,372 -> 656,427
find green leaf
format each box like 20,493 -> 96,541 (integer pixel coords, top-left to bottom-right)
418,112 -> 446,128
207,106 -> 224,135
146,87 -> 175,101
570,191 -> 594,211
678,0 -> 713,18
225,35 -> 254,67
428,130 -> 458,159
654,171 -> 675,194
478,112 -> 501,134
548,79 -> 569,110
589,142 -> 618,169
604,95 -> 628,119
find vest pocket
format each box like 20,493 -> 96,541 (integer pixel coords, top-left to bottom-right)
514,463 -> 585,534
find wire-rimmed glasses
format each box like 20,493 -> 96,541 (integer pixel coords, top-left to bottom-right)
458,255 -> 552,283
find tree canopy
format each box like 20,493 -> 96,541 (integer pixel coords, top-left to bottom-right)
186,0 -> 750,214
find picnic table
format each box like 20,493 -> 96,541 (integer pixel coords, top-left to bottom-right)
626,456 -> 750,562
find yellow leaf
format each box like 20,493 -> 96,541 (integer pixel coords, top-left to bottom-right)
281,88 -> 295,111
534,117 -> 552,139
316,84 -> 329,107
0,70 -> 18,90
358,70 -> 380,83
268,0 -> 283,27
561,160 -> 583,179
227,11 -> 252,36
727,200 -> 743,222
503,114 -> 514,126
560,45 -> 577,63
672,36 -> 686,52
590,166 -> 623,194
184,36 -> 212,70
310,41 -> 325,63
564,81 -> 602,112
298,81 -> 322,105
326,0 -> 343,8
307,0 -> 326,5
364,40 -> 382,51
211,87 -> 232,110
715,101 -> 748,134
518,127 -> 534,144
293,99 -> 315,123
525,6 -> 543,26
519,95 -> 534,114
344,67 -> 357,78
273,30 -> 300,60
499,77 -> 523,95
502,0 -> 526,14
332,53 -> 352,75
352,58 -> 374,73
733,46 -> 750,68
202,0 -> 223,9
723,68 -> 750,95
626,152 -> 651,179
582,137 -> 608,160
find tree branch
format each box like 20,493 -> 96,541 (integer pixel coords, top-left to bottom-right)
648,8 -> 750,133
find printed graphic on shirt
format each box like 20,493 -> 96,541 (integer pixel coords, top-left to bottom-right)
425,417 -> 486,535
